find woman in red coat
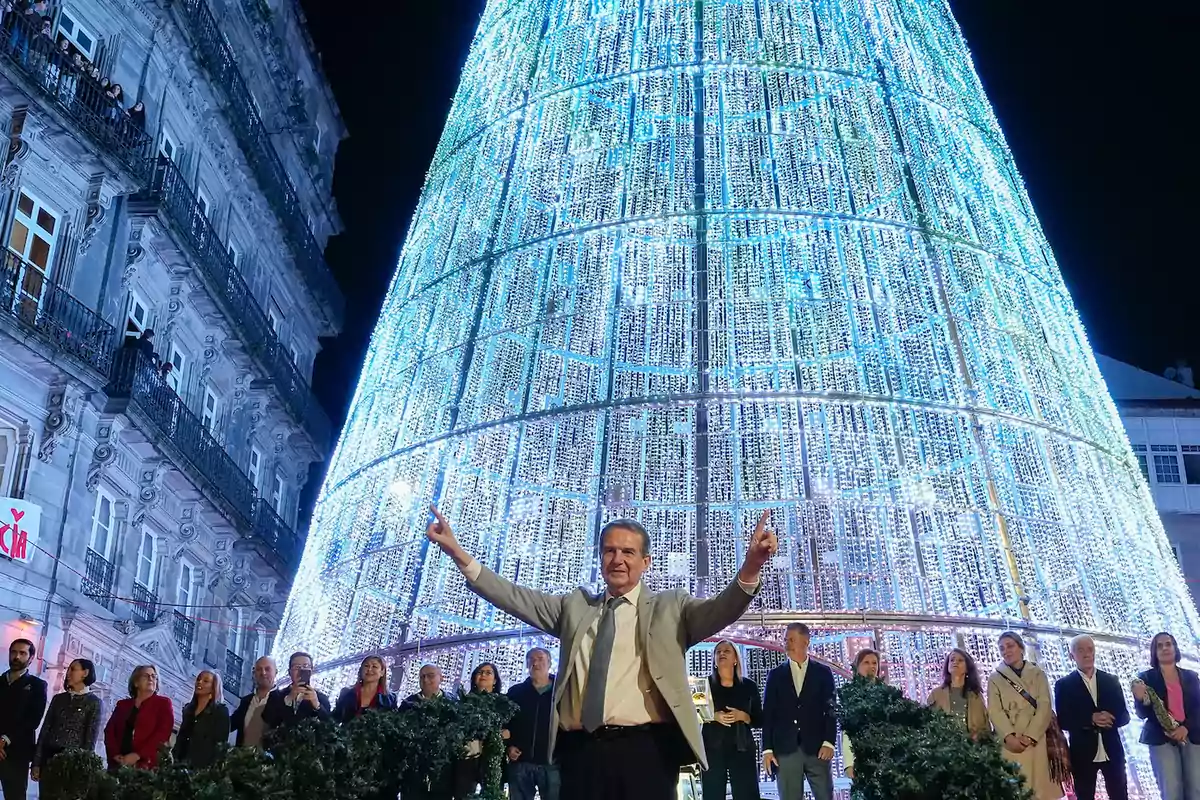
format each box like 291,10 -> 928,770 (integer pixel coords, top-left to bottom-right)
103,664 -> 175,770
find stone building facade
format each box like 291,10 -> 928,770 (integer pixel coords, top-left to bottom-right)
0,0 -> 343,718
1099,355 -> 1200,612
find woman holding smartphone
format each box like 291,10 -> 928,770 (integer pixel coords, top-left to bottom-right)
262,651 -> 331,733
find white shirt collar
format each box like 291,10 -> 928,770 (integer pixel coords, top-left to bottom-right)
1078,668 -> 1098,682
605,581 -> 642,605
789,657 -> 809,670
67,686 -> 90,696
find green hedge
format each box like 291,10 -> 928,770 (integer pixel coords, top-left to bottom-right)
839,677 -> 1033,800
41,691 -> 516,800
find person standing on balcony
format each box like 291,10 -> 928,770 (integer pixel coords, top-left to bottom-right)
231,656 -> 277,749
172,671 -> 230,769
103,665 -> 174,770
0,639 -> 48,800
424,506 -> 776,800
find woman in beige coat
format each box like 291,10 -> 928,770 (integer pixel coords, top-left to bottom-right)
927,648 -> 990,739
987,631 -> 1063,800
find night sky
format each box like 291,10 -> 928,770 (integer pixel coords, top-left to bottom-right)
299,1 -> 1199,432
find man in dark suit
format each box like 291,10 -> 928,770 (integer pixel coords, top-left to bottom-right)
425,506 -> 777,800
1054,634 -> 1130,800
0,639 -> 47,800
230,656 -> 277,748
261,651 -> 331,732
762,623 -> 837,800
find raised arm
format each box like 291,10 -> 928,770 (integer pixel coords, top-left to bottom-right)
426,505 -> 567,635
680,510 -> 777,646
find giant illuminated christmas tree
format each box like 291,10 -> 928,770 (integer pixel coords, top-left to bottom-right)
278,1 -> 1196,789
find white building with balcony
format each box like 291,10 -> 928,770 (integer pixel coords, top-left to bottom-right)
1099,355 -> 1200,611
0,0 -> 343,713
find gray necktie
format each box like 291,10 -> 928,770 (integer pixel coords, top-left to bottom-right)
582,595 -> 627,732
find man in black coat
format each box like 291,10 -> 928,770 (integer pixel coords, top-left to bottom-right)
260,651 -> 330,733
505,648 -> 558,800
762,623 -> 837,800
0,639 -> 47,800
1054,634 -> 1130,800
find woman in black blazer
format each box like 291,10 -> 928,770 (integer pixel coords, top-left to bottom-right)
701,639 -> 763,800
1133,631 -> 1200,800
172,670 -> 230,769
332,656 -> 397,722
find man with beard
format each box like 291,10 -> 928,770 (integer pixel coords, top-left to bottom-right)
0,639 -> 47,800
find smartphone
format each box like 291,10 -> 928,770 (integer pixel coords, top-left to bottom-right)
297,666 -> 312,687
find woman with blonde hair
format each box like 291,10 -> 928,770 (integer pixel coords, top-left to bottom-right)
927,648 -> 990,739
701,639 -> 762,800
103,665 -> 174,770
988,632 -> 1062,800
173,670 -> 231,768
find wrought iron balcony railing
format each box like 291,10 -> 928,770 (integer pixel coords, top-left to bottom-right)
171,0 -> 343,327
0,12 -> 153,171
174,610 -> 196,661
1,15 -> 332,453
131,582 -> 159,624
82,548 -> 115,610
132,157 -> 332,450
106,347 -> 301,573
0,251 -> 118,376
0,233 -> 302,576
225,649 -> 244,696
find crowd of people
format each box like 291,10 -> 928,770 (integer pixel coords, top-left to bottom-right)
0,641 -> 561,800
1,0 -> 148,144
0,504 -> 1195,800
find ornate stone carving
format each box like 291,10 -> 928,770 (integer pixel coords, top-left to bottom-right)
85,425 -> 117,492
131,462 -> 166,526
38,387 -> 77,463
256,595 -> 273,612
178,505 -> 198,542
122,217 -> 147,288
77,173 -> 107,256
112,618 -> 136,636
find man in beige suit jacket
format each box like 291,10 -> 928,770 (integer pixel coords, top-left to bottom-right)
425,506 -> 777,800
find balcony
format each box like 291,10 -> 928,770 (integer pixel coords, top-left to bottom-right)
82,548 -> 115,610
131,157 -> 331,451
0,251 -> 118,377
106,347 -> 301,574
0,12 -> 152,173
169,0 -> 343,328
225,649 -> 244,696
0,252 -> 301,575
131,582 -> 158,624
173,611 -> 195,661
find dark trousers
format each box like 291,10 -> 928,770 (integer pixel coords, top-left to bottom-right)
557,725 -> 683,800
0,758 -> 29,800
701,744 -> 760,800
1072,758 -> 1128,800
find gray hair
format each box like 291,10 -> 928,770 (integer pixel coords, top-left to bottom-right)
1069,634 -> 1094,654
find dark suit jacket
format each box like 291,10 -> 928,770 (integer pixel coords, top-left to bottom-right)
172,701 -> 230,768
762,659 -> 837,757
1054,669 -> 1130,765
1136,667 -> 1200,745
0,671 -> 47,763
260,687 -> 331,731
230,692 -> 266,747
332,686 -> 398,723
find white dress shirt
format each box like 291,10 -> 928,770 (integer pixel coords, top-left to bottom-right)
1079,669 -> 1108,763
460,558 -> 757,730
762,658 -> 836,756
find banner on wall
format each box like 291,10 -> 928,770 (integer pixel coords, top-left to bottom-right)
0,499 -> 41,563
